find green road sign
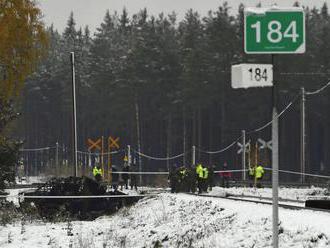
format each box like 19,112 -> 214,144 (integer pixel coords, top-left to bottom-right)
244,7 -> 305,54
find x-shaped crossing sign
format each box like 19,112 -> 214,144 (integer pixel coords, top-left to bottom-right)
258,138 -> 272,151
237,141 -> 251,154
108,136 -> 120,149
87,138 -> 101,151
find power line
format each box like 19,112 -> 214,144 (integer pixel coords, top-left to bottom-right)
132,149 -> 188,161
247,93 -> 300,135
306,80 -> 330,95
196,136 -> 242,155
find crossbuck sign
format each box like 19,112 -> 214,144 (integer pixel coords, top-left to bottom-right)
237,141 -> 251,154
257,138 -> 272,151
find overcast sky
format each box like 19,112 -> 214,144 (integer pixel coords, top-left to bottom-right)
38,0 -> 329,34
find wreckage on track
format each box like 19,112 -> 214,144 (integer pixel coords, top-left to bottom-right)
19,176 -> 142,220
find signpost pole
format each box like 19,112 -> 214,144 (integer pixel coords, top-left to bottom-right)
108,141 -> 111,183
300,87 -> 306,184
242,130 -> 246,181
271,54 -> 279,248
243,8 -> 305,247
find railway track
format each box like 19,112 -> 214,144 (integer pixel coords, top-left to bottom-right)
186,192 -> 330,214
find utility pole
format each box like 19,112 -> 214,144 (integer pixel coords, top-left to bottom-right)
271,54 -> 279,248
70,52 -> 78,177
127,145 -> 131,166
301,87 -> 306,184
242,130 -> 246,181
101,135 -> 104,178
55,142 -> 59,176
192,145 -> 196,166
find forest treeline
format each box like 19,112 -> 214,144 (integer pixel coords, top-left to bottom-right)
13,2 -> 330,177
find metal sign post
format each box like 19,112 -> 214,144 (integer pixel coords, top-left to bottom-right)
108,136 -> 120,183
242,130 -> 246,181
70,52 -> 78,177
300,87 -> 306,183
241,7 -> 305,247
237,132 -> 250,181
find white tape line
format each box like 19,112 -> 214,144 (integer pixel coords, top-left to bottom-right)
264,168 -> 330,179
112,171 -> 169,175
19,147 -> 53,152
113,169 -> 248,175
19,194 -> 158,199
77,150 -> 123,155
214,169 -> 248,173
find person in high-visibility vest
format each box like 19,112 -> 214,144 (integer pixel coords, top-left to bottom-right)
121,156 -> 129,190
255,165 -> 265,188
93,165 -> 102,182
196,163 -> 204,194
202,166 -> 209,192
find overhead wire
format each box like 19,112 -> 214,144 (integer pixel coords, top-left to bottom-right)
247,93 -> 301,135
305,80 -> 330,95
196,136 -> 242,154
132,148 -> 188,161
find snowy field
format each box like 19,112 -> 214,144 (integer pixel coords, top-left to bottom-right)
1,189 -> 330,247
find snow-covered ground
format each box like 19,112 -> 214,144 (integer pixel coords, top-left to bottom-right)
4,188 -> 36,206
210,186 -> 329,201
15,176 -> 48,185
1,191 -> 330,247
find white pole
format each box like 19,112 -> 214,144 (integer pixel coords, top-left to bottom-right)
301,87 -> 306,184
272,55 -> 279,248
192,145 -> 196,166
272,108 -> 279,248
70,52 -> 78,177
127,145 -> 131,166
55,142 -> 59,176
242,130 -> 246,181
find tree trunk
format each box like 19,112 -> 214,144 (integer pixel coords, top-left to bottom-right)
198,105 -> 202,161
183,106 -> 186,166
166,113 -> 172,171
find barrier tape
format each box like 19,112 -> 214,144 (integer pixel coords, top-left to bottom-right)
1,194 -> 157,199
113,169 -> 249,174
214,169 -> 248,173
264,168 -> 330,179
112,171 -> 169,175
77,150 -> 124,156
19,147 -> 54,152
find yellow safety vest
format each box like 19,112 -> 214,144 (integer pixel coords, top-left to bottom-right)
255,166 -> 264,179
203,167 -> 208,179
93,167 -> 102,176
196,164 -> 203,178
249,167 -> 255,176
